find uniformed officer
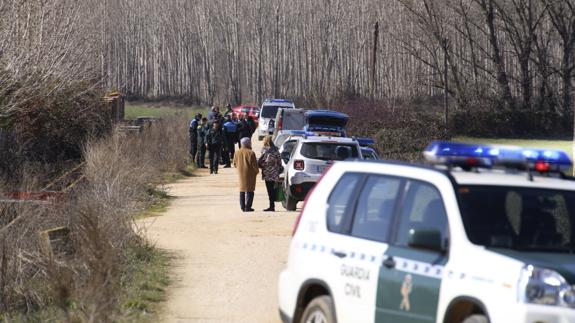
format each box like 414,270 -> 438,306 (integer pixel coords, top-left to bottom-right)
189,113 -> 202,162
223,115 -> 238,168
196,118 -> 208,168
205,120 -> 227,174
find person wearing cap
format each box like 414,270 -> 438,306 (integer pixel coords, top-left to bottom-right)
223,104 -> 233,118
189,113 -> 202,162
234,137 -> 259,212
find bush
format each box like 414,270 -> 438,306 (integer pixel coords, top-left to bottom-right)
331,96 -> 449,162
0,117 -> 190,320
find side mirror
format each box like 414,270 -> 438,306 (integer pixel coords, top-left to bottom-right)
281,151 -> 291,164
408,228 -> 445,253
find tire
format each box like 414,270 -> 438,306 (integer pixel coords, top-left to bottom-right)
284,190 -> 298,211
300,295 -> 336,323
462,314 -> 489,323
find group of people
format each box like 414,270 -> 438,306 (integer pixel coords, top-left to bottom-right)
233,135 -> 282,212
188,105 -> 283,212
189,105 -> 257,174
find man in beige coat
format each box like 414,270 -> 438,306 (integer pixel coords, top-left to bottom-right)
234,137 -> 259,212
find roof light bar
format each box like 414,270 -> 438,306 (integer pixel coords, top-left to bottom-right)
424,141 -> 572,173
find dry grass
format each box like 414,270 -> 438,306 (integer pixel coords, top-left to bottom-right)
0,117 -> 190,321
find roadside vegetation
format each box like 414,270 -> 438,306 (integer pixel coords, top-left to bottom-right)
125,102 -> 207,120
0,116 -> 190,322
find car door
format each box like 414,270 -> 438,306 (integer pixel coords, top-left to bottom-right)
334,175 -> 404,323
376,179 -> 449,323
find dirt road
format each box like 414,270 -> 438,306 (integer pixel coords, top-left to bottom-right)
142,139 -> 296,323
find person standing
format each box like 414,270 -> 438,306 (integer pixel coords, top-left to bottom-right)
223,115 -> 238,168
234,137 -> 259,212
196,117 -> 208,168
247,115 -> 257,140
223,104 -> 234,118
238,115 -> 252,149
189,113 -> 201,162
205,121 -> 226,174
258,136 -> 282,212
207,106 -> 220,125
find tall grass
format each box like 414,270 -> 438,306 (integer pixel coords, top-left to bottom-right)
0,117 -> 189,321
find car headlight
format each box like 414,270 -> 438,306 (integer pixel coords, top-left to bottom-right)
518,265 -> 575,308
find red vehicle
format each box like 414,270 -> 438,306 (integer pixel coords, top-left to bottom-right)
232,105 -> 260,124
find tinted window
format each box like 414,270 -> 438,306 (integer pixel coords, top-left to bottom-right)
458,186 -> 575,252
396,181 -> 448,247
261,106 -> 283,118
327,174 -> 362,233
283,140 -> 297,155
351,176 -> 401,242
300,143 -> 359,160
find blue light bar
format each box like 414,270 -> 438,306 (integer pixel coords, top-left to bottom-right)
424,141 -> 572,172
355,137 -> 376,146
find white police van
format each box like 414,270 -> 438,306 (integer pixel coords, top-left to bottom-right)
278,141 -> 575,323
258,99 -> 295,141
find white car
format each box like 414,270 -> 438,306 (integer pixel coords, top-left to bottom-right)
258,99 -> 295,141
281,136 -> 362,211
278,141 -> 575,323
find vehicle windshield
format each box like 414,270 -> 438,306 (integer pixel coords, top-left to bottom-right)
283,140 -> 297,155
300,143 -> 359,161
261,106 -> 283,118
241,107 -> 250,113
307,116 -> 348,128
458,185 -> 575,253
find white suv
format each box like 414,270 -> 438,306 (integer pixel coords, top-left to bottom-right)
258,99 -> 295,141
281,136 -> 362,211
278,141 -> 575,323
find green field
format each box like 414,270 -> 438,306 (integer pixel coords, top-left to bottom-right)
125,102 -> 208,120
456,137 -> 573,159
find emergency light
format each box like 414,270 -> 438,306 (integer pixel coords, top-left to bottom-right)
424,141 -> 572,173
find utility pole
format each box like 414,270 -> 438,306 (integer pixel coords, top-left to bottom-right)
371,21 -> 379,100
442,37 -> 449,128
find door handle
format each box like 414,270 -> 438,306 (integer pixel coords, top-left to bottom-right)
383,256 -> 396,269
332,250 -> 347,258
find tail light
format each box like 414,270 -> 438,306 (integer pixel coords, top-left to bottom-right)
277,118 -> 283,130
294,160 -> 305,170
292,165 -> 333,237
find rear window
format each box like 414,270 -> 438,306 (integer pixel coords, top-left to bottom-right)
300,143 -> 359,160
307,116 -> 348,128
261,106 -> 287,118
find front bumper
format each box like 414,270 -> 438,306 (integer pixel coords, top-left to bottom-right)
493,303 -> 575,323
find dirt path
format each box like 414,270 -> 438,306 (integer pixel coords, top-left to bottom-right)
141,139 -> 296,323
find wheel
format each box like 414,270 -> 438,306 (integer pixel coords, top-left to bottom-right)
462,314 -> 489,323
283,189 -> 298,211
258,135 -> 264,141
300,295 -> 336,323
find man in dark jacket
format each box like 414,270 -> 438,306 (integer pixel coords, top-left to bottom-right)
189,113 -> 202,162
207,106 -> 221,125
205,120 -> 227,174
223,104 -> 234,118
223,115 -> 238,168
246,116 -> 257,139
196,118 -> 209,168
238,115 -> 252,148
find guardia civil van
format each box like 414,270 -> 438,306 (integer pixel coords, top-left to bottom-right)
278,141 -> 575,323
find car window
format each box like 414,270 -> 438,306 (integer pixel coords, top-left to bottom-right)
351,176 -> 401,242
458,186 -> 575,252
261,106 -> 282,118
327,173 -> 362,234
395,180 -> 448,247
283,140 -> 297,155
300,143 -> 359,160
